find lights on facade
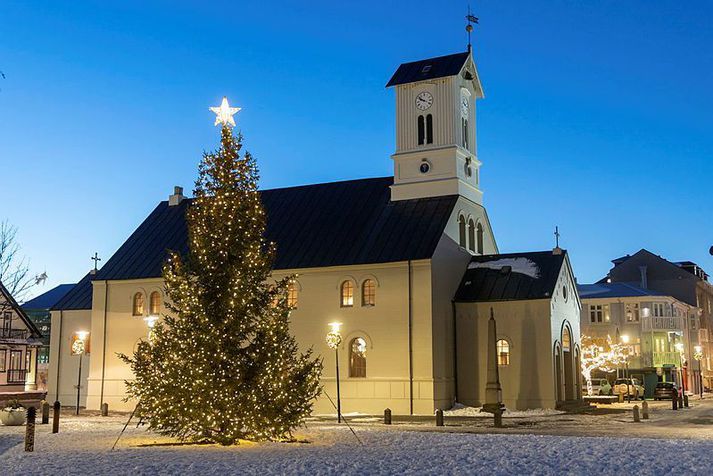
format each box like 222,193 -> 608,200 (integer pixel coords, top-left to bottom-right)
326,322 -> 342,350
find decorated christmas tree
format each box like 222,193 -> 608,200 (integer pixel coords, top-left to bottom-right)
121,99 -> 322,444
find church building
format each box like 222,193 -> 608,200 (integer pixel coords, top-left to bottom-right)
49,49 -> 582,414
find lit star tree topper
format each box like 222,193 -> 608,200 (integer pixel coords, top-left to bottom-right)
209,96 -> 241,127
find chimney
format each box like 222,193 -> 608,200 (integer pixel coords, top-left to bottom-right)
169,186 -> 185,206
639,265 -> 648,289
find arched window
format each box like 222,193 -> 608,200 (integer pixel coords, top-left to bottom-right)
349,337 -> 367,378
462,117 -> 469,149
562,327 -> 571,352
458,215 -> 466,248
132,293 -> 144,316
417,115 -> 425,145
497,339 -> 510,366
476,222 -> 484,254
467,219 -> 475,252
426,114 -> 433,144
340,281 -> 354,307
287,283 -> 298,308
362,279 -> 376,306
149,291 -> 161,315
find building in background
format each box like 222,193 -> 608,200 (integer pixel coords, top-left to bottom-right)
597,249 -> 713,391
22,283 -> 75,391
578,282 -> 699,397
0,281 -> 43,400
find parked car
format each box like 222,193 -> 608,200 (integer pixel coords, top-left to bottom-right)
613,378 -> 645,399
653,382 -> 679,400
587,378 -> 612,396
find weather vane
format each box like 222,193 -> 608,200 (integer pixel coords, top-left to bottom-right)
210,96 -> 241,128
466,5 -> 479,52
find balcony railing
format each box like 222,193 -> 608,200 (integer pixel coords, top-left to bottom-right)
653,352 -> 682,367
7,369 -> 27,384
0,328 -> 28,340
642,316 -> 683,331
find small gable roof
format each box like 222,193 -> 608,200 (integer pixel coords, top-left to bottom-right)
577,282 -> 666,299
386,52 -> 471,87
454,251 -> 567,302
55,177 -> 458,312
23,284 -> 75,310
0,281 -> 42,337
52,274 -> 94,311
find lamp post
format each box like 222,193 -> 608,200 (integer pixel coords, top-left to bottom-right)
621,335 -> 631,401
144,315 -> 158,341
675,342 -> 686,396
71,331 -> 89,415
694,345 -> 704,399
326,322 -> 343,423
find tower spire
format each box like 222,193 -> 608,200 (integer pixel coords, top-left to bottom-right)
466,5 -> 479,52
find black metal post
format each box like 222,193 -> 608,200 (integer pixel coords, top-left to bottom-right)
335,347 -> 341,424
25,406 -> 36,452
52,401 -> 60,433
76,353 -> 83,415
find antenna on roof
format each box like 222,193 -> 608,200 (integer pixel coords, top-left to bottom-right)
466,4 -> 479,53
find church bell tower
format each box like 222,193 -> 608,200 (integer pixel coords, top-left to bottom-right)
386,51 -> 484,203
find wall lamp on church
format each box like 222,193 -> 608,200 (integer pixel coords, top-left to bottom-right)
144,315 -> 159,341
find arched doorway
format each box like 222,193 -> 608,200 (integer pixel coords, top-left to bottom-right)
562,326 -> 574,400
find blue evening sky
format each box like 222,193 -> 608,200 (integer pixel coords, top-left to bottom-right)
1,1 -> 712,298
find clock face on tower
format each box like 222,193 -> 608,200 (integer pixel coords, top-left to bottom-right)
460,96 -> 469,118
415,91 -> 433,111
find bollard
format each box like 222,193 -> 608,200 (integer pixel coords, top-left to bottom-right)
642,400 -> 649,420
684,395 -> 689,408
672,394 -> 678,410
52,401 -> 60,434
435,409 -> 444,427
633,405 -> 640,422
25,406 -> 36,452
618,392 -> 624,403
101,403 -> 109,417
41,401 -> 50,425
384,408 -> 392,425
494,410 -> 503,428
678,395 -> 684,409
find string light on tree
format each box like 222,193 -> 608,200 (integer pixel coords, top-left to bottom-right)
119,99 -> 322,445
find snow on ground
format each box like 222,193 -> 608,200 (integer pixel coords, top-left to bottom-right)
469,257 -> 540,279
3,415 -> 713,475
445,403 -> 564,418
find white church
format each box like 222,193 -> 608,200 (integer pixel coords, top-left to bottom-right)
47,48 -> 582,414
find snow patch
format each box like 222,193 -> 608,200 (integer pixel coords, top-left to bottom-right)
445,403 -> 563,418
469,257 -> 540,279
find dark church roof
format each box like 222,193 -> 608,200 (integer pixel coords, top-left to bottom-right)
23,284 -> 75,310
577,282 -> 665,299
386,52 -> 470,87
51,273 -> 94,311
454,251 -> 567,302
54,177 -> 458,310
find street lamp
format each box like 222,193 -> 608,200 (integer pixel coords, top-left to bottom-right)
326,322 -> 343,423
675,342 -> 686,395
621,335 -> 631,401
71,331 -> 89,415
694,345 -> 704,399
144,315 -> 159,341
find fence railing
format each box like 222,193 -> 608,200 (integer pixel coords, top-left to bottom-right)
642,317 -> 683,331
7,369 -> 27,384
0,328 -> 29,340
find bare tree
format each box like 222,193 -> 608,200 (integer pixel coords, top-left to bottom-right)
0,220 -> 45,307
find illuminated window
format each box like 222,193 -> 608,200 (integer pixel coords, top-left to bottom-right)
562,327 -> 571,352
362,279 -> 376,306
653,302 -> 665,317
340,281 -> 354,307
132,293 -> 144,316
626,303 -> 640,322
349,337 -> 367,378
458,215 -> 466,248
496,339 -> 510,366
149,291 -> 161,315
287,283 -> 298,308
468,219 -> 475,252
